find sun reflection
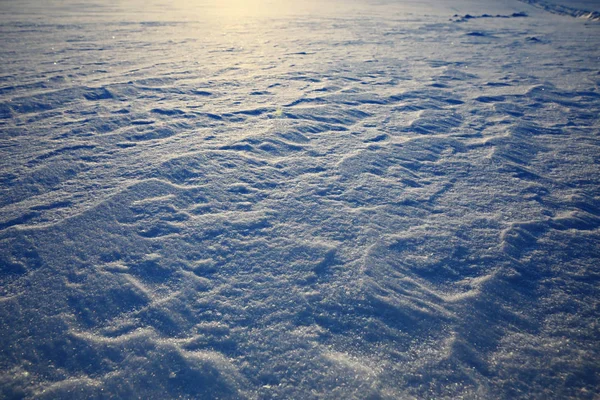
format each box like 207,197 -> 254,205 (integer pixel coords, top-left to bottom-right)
170,0 -> 351,23
172,0 -> 294,21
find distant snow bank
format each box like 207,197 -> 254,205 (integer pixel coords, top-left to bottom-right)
519,0 -> 600,20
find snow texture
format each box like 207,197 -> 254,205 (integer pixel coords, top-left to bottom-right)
1,0 -> 599,399
518,0 -> 600,21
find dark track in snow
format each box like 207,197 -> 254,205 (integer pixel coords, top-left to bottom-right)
517,0 -> 600,21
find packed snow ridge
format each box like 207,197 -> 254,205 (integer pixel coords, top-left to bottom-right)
518,0 -> 600,21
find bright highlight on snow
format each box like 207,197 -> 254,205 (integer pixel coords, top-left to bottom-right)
1,0 -> 599,399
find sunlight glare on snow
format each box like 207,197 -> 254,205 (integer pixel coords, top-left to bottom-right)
171,0 -> 291,20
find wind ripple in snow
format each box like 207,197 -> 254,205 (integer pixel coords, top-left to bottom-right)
1,1 -> 600,399
517,0 -> 600,21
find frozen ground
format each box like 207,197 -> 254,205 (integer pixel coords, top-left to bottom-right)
1,0 -> 599,398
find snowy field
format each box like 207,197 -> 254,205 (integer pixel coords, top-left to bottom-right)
1,0 -> 599,398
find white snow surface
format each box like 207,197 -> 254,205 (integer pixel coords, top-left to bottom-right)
1,0 -> 599,399
519,0 -> 600,20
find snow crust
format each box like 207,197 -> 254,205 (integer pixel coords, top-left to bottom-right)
518,0 -> 600,20
1,0 -> 599,398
